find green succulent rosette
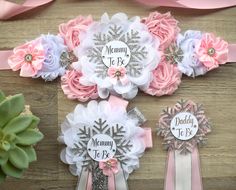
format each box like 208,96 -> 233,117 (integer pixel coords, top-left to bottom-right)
0,90 -> 44,183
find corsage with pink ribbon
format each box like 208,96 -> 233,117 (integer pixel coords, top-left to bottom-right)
1,12 -> 236,100
58,95 -> 152,190
157,99 -> 211,190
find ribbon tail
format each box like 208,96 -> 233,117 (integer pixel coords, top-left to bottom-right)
175,150 -> 192,190
76,168 -> 91,190
191,147 -> 203,190
164,149 -> 203,190
135,0 -> 236,9
0,50 -> 13,70
228,44 -> 236,63
165,150 -> 175,190
114,163 -> 129,190
0,0 -> 54,20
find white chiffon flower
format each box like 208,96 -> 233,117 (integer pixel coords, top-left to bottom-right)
177,30 -> 207,77
74,13 -> 160,99
35,34 -> 67,81
58,100 -> 146,179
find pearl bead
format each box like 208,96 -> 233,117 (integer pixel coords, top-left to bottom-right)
24,54 -> 33,62
207,47 -> 215,56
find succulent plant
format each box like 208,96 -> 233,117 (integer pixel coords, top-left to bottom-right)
0,90 -> 44,183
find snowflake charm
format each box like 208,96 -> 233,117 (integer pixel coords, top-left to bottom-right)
75,13 -> 160,99
157,99 -> 211,154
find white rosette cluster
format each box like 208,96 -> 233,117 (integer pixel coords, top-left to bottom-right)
74,13 -> 160,99
176,30 -> 207,77
58,100 -> 146,179
35,34 -> 68,81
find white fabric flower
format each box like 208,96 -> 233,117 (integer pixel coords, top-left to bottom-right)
177,30 -> 207,77
74,13 -> 160,99
58,100 -> 146,179
35,34 -> 67,81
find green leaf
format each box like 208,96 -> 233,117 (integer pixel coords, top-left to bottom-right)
0,168 -> 6,183
1,161 -> 24,178
0,94 -> 24,128
16,129 -> 44,145
0,90 -> 5,103
18,146 -> 37,162
3,115 -> 34,134
0,150 -> 8,165
27,116 -> 40,129
9,146 -> 29,169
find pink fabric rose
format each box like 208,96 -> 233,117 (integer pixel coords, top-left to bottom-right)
107,66 -> 128,85
142,11 -> 180,50
61,70 -> 98,102
59,15 -> 93,51
145,57 -> 182,96
196,33 -> 228,70
99,158 -> 119,176
8,39 -> 45,77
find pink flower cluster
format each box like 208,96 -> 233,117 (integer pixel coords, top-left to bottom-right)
142,11 -> 180,50
196,33 -> 228,71
61,70 -> 98,102
8,39 -> 45,77
59,15 -> 93,51
145,56 -> 182,96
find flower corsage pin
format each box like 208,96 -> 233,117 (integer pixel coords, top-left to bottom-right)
58,96 -> 152,190
157,99 -> 211,190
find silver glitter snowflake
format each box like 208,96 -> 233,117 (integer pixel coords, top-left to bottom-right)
71,118 -> 133,171
157,99 -> 211,154
87,24 -> 147,78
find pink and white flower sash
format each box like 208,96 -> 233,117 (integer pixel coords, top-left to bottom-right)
0,12 -> 236,101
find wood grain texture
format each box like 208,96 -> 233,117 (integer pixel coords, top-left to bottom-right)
0,0 -> 236,189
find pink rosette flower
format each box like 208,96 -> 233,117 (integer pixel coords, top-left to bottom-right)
107,66 -> 128,85
8,39 -> 45,77
99,158 -> 119,176
196,33 -> 228,70
61,70 -> 98,102
59,16 -> 93,51
145,57 -> 182,96
142,11 -> 180,50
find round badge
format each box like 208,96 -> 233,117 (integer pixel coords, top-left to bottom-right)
87,134 -> 117,161
170,112 -> 199,141
101,40 -> 131,67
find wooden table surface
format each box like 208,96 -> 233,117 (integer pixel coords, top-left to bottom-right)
0,0 -> 236,189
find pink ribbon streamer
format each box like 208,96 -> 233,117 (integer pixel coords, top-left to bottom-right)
0,50 -> 12,70
135,0 -> 236,9
1,0 -> 236,21
228,44 -> 236,62
164,147 -> 203,190
0,0 -> 54,20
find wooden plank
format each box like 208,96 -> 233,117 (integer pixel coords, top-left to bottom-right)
0,0 -> 236,189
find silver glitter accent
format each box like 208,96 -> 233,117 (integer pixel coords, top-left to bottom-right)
71,118 -> 133,171
165,44 -> 184,64
88,24 -> 147,78
128,107 -> 147,126
92,161 -> 108,190
59,51 -> 78,68
157,99 -> 211,154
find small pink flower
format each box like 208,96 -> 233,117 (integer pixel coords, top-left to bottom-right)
8,39 -> 45,77
61,70 -> 98,102
196,33 -> 228,71
142,12 -> 180,50
99,158 -> 119,176
145,57 -> 182,96
107,66 -> 128,85
59,16 -> 93,51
